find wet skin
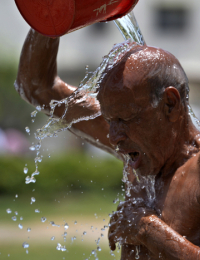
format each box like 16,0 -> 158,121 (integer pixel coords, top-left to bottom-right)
98,49 -> 200,259
16,30 -> 200,259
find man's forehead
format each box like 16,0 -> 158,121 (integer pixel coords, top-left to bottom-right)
99,85 -> 150,119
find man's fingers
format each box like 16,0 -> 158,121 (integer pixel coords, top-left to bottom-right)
109,241 -> 116,251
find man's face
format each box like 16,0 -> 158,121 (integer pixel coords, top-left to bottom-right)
98,60 -> 171,176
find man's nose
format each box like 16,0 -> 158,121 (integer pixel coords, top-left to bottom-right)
109,121 -> 127,146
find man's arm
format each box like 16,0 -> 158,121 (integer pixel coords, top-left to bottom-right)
137,215 -> 200,260
15,29 -> 121,158
108,201 -> 200,260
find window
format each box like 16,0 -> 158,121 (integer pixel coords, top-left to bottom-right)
155,5 -> 189,33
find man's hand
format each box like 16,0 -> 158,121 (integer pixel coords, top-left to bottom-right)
108,199 -> 156,251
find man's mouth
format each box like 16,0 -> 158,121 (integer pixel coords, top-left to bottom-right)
129,152 -> 140,161
128,151 -> 141,169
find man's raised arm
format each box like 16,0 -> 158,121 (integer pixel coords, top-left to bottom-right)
15,29 -> 120,158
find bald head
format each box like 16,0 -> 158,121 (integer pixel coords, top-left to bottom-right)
98,44 -> 189,107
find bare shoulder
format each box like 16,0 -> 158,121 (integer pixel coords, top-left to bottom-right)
182,151 -> 200,173
174,152 -> 200,204
185,152 -> 200,204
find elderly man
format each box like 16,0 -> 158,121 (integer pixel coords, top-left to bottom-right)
16,29 -> 200,259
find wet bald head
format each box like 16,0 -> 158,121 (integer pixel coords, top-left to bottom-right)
98,44 -> 189,107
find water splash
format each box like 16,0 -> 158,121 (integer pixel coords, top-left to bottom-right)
114,10 -> 145,44
26,10 -> 145,185
188,104 -> 200,130
56,243 -> 67,252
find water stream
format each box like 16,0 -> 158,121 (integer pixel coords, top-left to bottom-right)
13,10 -> 153,259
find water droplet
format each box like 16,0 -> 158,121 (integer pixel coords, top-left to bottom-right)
22,242 -> 29,249
27,228 -> 31,232
25,176 -> 36,184
15,211 -> 18,215
32,169 -> 40,176
25,127 -> 30,133
83,231 -> 87,235
31,110 -> 38,118
31,197 -> 36,204
101,233 -> 104,237
15,194 -> 18,198
74,221 -> 77,225
50,221 -> 60,227
12,216 -> 17,221
18,224 -> 23,229
64,223 -> 69,230
41,217 -> 46,223
56,243 -> 66,251
35,209 -> 40,213
26,250 -> 29,254
115,146 -> 119,152
6,209 -> 12,214
24,167 -> 28,174
36,106 -> 41,111
51,236 -> 55,240
20,216 -> 23,220
113,198 -> 119,204
29,146 -> 35,151
91,250 -> 96,255
97,247 -> 101,251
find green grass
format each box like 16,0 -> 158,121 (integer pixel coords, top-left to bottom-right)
0,192 -> 123,260
0,243 -> 121,260
0,191 -> 124,223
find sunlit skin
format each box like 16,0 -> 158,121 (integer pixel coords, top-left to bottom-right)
16,29 -> 200,259
98,47 -> 200,259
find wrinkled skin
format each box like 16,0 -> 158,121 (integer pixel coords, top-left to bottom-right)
16,29 -> 200,259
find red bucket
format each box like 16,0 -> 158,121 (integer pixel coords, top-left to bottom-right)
15,0 -> 139,37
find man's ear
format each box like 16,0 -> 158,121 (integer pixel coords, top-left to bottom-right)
163,87 -> 181,122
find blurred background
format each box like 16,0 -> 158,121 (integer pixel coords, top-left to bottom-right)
1,0 -> 200,259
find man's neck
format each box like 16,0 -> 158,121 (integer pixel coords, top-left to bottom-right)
160,115 -> 200,178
